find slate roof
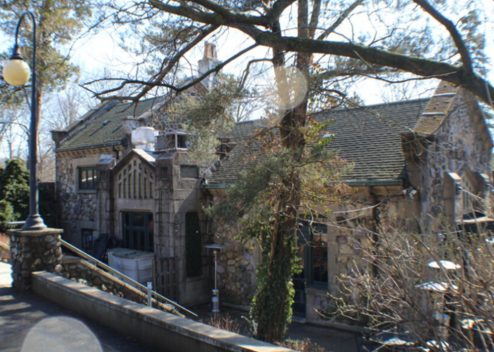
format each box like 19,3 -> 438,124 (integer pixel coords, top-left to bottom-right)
207,98 -> 429,186
56,97 -> 165,152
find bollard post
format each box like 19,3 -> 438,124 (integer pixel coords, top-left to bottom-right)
147,281 -> 153,307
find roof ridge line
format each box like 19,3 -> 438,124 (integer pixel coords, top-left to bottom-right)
234,98 -> 431,126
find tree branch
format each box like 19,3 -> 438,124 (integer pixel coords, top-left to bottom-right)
90,24 -> 218,101
308,0 -> 321,39
412,0 -> 473,73
148,0 -> 274,27
266,0 -> 297,24
234,26 -> 494,105
314,66 -> 395,81
317,0 -> 364,41
138,0 -> 493,105
94,43 -> 259,101
148,0 -> 224,24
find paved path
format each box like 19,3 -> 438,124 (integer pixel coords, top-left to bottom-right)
0,261 -> 12,287
0,263 -> 161,352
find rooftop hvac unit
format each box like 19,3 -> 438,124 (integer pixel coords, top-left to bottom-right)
132,127 -> 156,151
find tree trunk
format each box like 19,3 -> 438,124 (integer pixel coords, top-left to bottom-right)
252,2 -> 312,341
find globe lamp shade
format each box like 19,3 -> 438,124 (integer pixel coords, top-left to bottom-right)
3,58 -> 30,86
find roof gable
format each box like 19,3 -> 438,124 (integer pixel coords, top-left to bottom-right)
112,149 -> 156,175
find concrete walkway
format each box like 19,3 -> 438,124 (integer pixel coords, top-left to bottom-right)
0,263 -> 161,352
0,261 -> 12,287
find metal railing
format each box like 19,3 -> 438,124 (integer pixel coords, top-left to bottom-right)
61,240 -> 196,317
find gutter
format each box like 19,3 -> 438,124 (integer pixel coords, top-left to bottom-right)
203,178 -> 403,189
55,141 -> 123,154
343,179 -> 403,187
203,183 -> 230,189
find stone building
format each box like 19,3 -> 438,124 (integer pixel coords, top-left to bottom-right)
52,75 -> 492,320
206,81 -> 492,320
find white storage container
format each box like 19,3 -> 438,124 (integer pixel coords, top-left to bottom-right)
108,247 -> 154,284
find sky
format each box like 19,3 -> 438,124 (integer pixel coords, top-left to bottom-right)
1,1 -> 493,160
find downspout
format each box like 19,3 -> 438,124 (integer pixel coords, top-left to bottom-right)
109,145 -> 119,236
369,186 -> 380,277
112,144 -> 120,161
108,166 -> 115,235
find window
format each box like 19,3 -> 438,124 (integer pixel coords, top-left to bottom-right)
79,167 -> 97,190
122,212 -> 154,252
462,177 -> 473,213
177,134 -> 187,148
181,165 -> 199,178
310,232 -> 328,285
298,219 -> 328,287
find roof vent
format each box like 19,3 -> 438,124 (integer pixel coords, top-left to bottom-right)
132,127 -> 156,151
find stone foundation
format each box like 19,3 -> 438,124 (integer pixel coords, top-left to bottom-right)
7,228 -> 63,290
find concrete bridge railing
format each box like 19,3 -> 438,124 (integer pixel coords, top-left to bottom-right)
33,271 -> 293,352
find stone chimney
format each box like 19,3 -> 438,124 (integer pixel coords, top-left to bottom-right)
198,42 -> 221,89
122,116 -> 138,134
51,130 -> 69,148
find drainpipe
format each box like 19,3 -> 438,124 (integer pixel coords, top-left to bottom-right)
369,186 -> 380,276
112,145 -> 119,161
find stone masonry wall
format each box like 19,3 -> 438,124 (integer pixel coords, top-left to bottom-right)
8,229 -> 63,290
417,88 -> 492,231
57,153 -> 98,224
215,237 -> 257,306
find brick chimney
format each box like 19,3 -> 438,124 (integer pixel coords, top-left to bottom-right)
198,42 -> 221,89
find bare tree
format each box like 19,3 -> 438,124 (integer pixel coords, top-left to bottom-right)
323,219 -> 494,351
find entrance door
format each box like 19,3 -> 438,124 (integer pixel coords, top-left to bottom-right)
185,212 -> 202,277
122,212 -> 154,252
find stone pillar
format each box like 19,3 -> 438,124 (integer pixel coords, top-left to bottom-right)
7,228 -> 63,290
97,154 -> 115,235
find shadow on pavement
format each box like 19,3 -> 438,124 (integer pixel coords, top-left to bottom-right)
0,286 -> 161,352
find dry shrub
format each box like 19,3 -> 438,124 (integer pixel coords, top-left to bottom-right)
324,222 -> 494,351
277,338 -> 330,352
204,313 -> 243,334
205,314 -> 330,352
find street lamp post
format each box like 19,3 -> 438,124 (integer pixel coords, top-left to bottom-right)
3,11 -> 47,231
